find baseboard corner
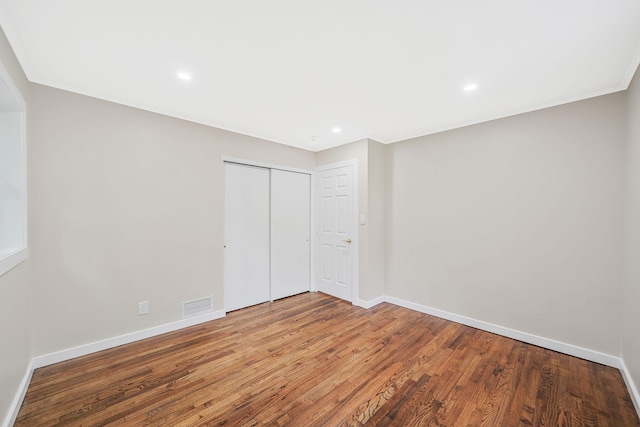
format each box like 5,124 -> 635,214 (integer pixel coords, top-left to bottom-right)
356,295 -> 385,309
620,358 -> 640,418
2,359 -> 34,427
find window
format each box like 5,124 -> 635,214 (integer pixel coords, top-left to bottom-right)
0,59 -> 27,277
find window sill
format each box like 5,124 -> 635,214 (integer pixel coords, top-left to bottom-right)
0,247 -> 28,278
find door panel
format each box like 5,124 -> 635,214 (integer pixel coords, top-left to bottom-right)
321,243 -> 332,281
224,163 -> 270,312
317,165 -> 354,301
270,170 -> 311,300
337,195 -> 348,233
336,245 -> 349,285
321,196 -> 332,232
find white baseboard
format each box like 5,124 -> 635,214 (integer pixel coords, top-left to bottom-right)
6,295 -> 639,423
4,310 -> 226,426
2,360 -> 33,427
355,295 -> 385,309
384,294 -> 639,419
384,295 -> 621,368
620,359 -> 640,416
33,309 -> 225,368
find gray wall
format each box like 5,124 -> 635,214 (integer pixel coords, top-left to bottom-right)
2,22 -> 639,422
366,140 -> 386,300
28,84 -> 315,356
624,66 -> 640,399
0,26 -> 31,426
386,92 -> 627,355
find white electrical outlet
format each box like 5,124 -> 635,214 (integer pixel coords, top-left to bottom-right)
138,301 -> 149,315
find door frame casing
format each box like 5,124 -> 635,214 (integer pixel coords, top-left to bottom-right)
221,156 -> 316,305
315,159 -> 359,304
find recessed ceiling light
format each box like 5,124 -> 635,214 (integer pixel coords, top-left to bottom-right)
332,127 -> 341,133
464,83 -> 477,92
177,72 -> 192,81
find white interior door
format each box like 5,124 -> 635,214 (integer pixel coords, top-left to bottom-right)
224,163 -> 270,311
270,169 -> 311,300
317,165 -> 354,301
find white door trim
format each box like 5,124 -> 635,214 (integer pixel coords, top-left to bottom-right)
221,156 -> 314,175
315,159 -> 359,304
309,171 -> 317,292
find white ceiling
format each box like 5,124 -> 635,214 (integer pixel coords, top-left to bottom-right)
1,1 -> 639,151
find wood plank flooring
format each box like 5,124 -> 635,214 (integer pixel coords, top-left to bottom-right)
15,292 -> 640,426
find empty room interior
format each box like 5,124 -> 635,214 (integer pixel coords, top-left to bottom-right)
2,1 -> 640,426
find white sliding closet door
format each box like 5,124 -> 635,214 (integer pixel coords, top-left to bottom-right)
224,163 -> 270,312
271,170 -> 311,300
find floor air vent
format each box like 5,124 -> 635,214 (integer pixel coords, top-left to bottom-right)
182,296 -> 214,319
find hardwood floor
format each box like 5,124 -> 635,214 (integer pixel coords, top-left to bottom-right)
15,292 -> 639,426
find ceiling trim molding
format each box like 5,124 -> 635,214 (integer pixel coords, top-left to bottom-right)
28,76 -> 320,151
29,73 -> 630,153
385,84 -> 629,145
622,42 -> 640,89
